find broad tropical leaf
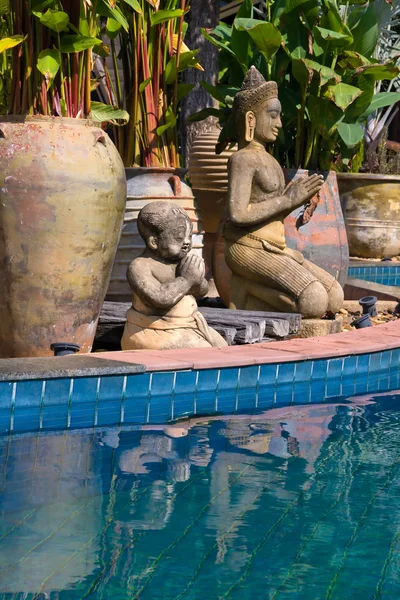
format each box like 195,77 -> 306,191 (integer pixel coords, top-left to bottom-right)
150,9 -> 184,27
358,92 -> 400,121
91,102 -> 129,124
234,19 -> 282,62
123,0 -> 142,13
337,122 -> 364,147
60,35 -> 102,53
0,35 -> 25,53
37,49 -> 60,90
97,0 -> 128,31
325,83 -> 362,110
40,9 -> 69,33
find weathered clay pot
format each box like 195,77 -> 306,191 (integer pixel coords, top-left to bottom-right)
188,125 -> 236,275
213,169 -> 349,307
0,116 -> 126,358
337,172 -> 400,259
107,167 -> 203,302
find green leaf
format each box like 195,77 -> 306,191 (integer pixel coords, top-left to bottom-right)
156,105 -> 177,136
337,122 -> 364,147
234,19 -> 282,62
308,96 -> 344,132
106,18 -> 122,40
60,35 -> 102,53
188,107 -> 223,123
200,81 -> 239,104
178,50 -> 202,72
293,58 -> 341,86
201,28 -> 238,60
0,35 -> 25,53
139,77 -> 151,93
93,42 -> 110,58
354,62 -> 400,81
150,9 -> 184,27
123,0 -> 142,13
231,0 -> 253,65
358,92 -> 400,121
91,102 -> 129,125
0,0 -> 9,13
97,0 -> 128,32
315,26 -> 353,44
37,49 -> 60,90
324,83 -> 362,110
348,2 -> 378,59
40,9 -> 69,33
177,83 -> 195,101
337,50 -> 371,69
319,0 -> 353,47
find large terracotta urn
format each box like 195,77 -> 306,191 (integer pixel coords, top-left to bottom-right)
0,116 -> 126,358
337,172 -> 400,258
107,167 -> 203,302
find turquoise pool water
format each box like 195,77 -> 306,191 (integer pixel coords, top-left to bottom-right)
1,393 -> 400,599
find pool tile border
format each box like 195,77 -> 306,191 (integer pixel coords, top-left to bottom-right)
0,320 -> 399,435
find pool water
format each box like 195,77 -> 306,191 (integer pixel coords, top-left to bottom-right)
1,393 -> 400,599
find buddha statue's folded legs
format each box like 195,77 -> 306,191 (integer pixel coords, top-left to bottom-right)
225,241 -> 344,318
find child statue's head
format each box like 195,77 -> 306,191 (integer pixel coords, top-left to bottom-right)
138,201 -> 193,262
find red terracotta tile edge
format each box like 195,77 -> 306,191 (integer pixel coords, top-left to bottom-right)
93,320 -> 400,371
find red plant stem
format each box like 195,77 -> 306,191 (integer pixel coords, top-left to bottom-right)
71,53 -> 79,117
84,49 -> 92,117
141,29 -> 159,166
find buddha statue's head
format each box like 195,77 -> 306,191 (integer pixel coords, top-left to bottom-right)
233,66 -> 282,148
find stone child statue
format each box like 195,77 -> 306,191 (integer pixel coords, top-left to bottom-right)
121,201 -> 227,350
224,66 -> 344,318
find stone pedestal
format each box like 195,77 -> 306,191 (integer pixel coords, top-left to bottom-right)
298,316 -> 343,338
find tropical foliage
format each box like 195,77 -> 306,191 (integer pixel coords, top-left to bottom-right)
101,0 -> 202,168
191,0 -> 400,172
0,0 -> 129,123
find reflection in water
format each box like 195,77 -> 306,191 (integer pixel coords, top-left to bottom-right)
0,395 -> 400,599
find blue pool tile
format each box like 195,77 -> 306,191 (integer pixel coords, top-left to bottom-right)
276,382 -> 293,405
43,378 -> 71,406
0,382 -> 13,409
41,405 -> 69,430
312,359 -> 328,381
216,368 -> 240,414
151,372 -> 176,397
378,350 -> 391,391
70,402 -> 96,429
13,407 -> 41,433
295,361 -> 313,383
237,366 -> 260,411
367,352 -> 382,392
277,362 -> 296,383
98,376 -> 125,403
148,396 -> 171,424
326,358 -> 344,397
173,395 -> 194,421
96,400 -> 122,427
197,369 -> 220,392
71,377 -> 99,404
175,370 -> 198,396
14,380 -> 44,407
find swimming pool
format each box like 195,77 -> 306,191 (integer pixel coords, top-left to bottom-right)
1,391 -> 400,599
348,263 -> 400,287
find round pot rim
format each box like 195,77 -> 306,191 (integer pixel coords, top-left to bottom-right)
0,114 -> 98,127
125,166 -> 188,175
336,171 -> 400,183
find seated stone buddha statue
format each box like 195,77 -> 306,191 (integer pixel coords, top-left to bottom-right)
223,66 -> 344,318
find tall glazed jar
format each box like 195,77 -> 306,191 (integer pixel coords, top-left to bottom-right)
0,116 -> 126,357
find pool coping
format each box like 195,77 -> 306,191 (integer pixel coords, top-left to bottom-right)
92,319 -> 400,372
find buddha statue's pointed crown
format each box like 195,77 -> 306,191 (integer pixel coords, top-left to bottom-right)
233,66 -> 278,121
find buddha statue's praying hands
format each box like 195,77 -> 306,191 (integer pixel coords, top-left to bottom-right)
223,66 -> 344,318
